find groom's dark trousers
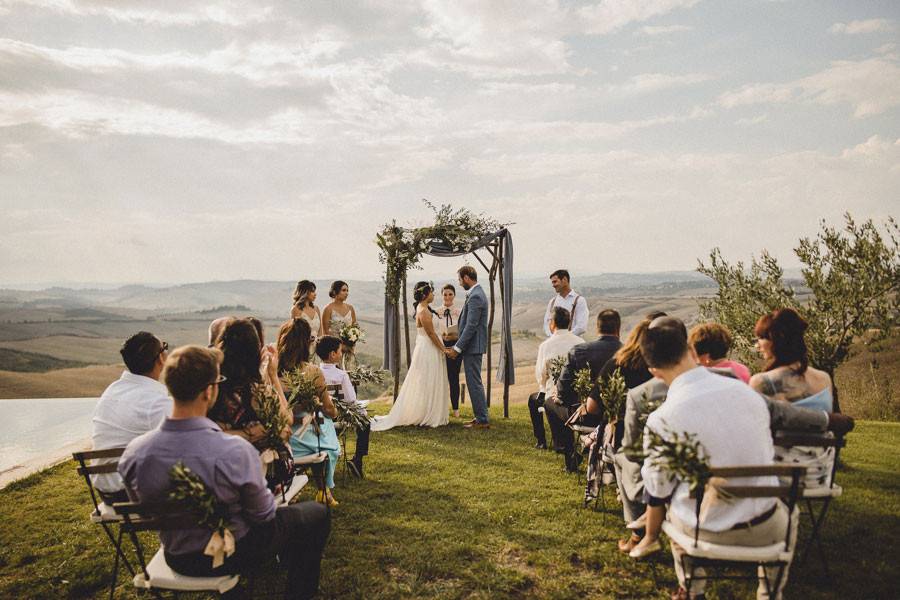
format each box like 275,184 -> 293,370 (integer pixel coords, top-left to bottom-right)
463,353 -> 488,423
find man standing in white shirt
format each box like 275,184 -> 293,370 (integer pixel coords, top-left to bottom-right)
91,331 -> 170,503
316,336 -> 370,478
639,317 -> 798,600
528,308 -> 584,449
542,269 -> 589,337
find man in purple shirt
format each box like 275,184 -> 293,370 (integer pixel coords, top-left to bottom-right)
119,345 -> 330,600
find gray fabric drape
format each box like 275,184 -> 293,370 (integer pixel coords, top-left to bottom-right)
381,228 -> 514,385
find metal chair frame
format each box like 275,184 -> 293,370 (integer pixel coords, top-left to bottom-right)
73,447 -> 136,600
773,431 -> 846,578
675,464 -> 807,599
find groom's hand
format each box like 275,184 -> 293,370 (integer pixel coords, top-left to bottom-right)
447,348 -> 459,359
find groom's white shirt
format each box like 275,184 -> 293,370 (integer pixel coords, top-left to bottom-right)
452,283 -> 481,354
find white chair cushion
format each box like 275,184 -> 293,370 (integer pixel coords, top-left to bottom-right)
275,474 -> 308,506
803,484 -> 842,499
133,547 -> 240,593
662,521 -> 792,563
90,502 -> 123,523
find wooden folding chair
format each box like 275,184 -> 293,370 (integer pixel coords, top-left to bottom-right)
661,464 -> 807,599
73,448 -> 135,600
774,431 -> 846,578
113,501 -> 240,598
325,383 -> 354,478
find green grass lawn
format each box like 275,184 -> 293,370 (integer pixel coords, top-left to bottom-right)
1,407 -> 897,599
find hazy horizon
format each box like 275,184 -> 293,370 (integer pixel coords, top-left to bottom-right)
1,1 -> 898,285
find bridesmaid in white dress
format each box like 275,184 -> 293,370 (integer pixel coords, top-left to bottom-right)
291,279 -> 324,342
322,280 -> 358,336
372,282 -> 450,431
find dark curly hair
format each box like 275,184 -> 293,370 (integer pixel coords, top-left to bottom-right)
329,280 -> 348,299
412,281 -> 439,316
754,308 -> 809,373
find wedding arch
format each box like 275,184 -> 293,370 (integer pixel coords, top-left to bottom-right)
376,202 -> 516,418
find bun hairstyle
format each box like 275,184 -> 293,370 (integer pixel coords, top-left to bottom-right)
754,307 -> 810,373
413,281 -> 439,317
329,280 -> 348,299
293,280 -> 316,309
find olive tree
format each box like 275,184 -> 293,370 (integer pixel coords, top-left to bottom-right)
698,214 -> 899,413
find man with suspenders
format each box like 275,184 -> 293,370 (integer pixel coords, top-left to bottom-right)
542,269 -> 589,337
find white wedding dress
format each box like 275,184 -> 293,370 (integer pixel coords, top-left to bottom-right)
372,326 -> 450,431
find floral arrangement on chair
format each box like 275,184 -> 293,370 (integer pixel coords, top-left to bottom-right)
168,462 -> 233,568
282,368 -> 322,420
573,367 -> 594,406
598,368 -> 628,424
347,364 -> 388,388
547,355 -> 568,385
252,384 -> 294,492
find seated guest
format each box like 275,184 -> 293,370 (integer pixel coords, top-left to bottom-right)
549,309 -> 622,471
118,345 -> 330,600
208,316 -> 235,347
528,307 -> 584,449
277,318 -> 341,507
208,319 -> 292,490
640,316 -> 798,600
751,308 -> 836,488
315,335 -> 371,478
91,332 -> 171,503
689,322 -> 751,383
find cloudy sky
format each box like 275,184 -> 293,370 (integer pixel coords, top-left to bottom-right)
0,0 -> 898,286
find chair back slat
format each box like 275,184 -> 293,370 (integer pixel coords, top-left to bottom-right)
325,383 -> 344,403
709,485 -> 795,498
114,501 -> 213,532
710,465 -> 806,478
78,463 -> 121,475
774,433 -> 845,449
73,447 -> 127,460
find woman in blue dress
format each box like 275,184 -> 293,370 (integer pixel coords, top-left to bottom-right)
750,308 -> 835,488
277,317 -> 341,507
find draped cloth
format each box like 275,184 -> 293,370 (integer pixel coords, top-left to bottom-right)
382,228 -> 515,386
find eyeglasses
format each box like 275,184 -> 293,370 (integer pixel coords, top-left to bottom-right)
209,374 -> 227,386
157,341 -> 169,357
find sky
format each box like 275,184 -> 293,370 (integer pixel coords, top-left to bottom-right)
0,0 -> 898,286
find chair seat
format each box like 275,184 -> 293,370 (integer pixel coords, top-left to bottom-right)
357,399 -> 370,409
134,547 -> 240,593
803,484 -> 842,499
275,474 -> 308,506
570,425 -> 595,434
662,521 -> 792,563
90,502 -> 123,523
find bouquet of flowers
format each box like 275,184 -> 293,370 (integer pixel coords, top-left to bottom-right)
347,364 -> 388,387
547,355 -> 567,385
338,323 -> 365,347
168,462 -> 233,568
598,368 -> 628,423
573,367 -> 594,405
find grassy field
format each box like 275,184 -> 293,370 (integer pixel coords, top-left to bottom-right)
0,403 -> 897,599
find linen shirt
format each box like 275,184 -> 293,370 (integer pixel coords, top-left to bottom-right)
91,370 -> 171,493
641,367 -> 777,532
534,330 -> 584,395
542,289 -> 589,337
320,362 -> 357,404
119,417 -> 276,556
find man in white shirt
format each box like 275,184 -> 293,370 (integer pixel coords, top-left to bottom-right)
316,336 -> 370,478
91,331 -> 170,502
639,317 -> 798,600
542,269 -> 589,337
528,307 -> 584,449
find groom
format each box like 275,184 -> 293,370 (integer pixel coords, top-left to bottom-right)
447,265 -> 490,429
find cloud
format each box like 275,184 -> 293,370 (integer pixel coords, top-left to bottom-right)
1,0 -> 274,27
734,113 -> 768,126
638,24 -> 691,35
829,19 -> 894,35
578,0 -> 701,35
607,71 -> 712,94
718,55 -> 900,117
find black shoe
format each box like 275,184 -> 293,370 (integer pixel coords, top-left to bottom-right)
565,451 -> 583,473
534,442 -> 547,450
348,456 -> 364,479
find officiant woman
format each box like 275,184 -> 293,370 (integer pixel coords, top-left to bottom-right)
437,284 -> 462,418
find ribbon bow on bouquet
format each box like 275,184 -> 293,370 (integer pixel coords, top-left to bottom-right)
204,527 -> 236,568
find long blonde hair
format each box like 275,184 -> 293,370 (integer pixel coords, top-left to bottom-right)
613,314 -> 660,371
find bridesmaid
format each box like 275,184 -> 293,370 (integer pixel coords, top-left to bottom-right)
291,280 -> 324,341
322,280 -> 358,336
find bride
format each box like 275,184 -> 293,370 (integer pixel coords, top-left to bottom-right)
372,281 -> 450,431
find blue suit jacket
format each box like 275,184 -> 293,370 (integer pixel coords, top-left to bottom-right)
455,284 -> 488,355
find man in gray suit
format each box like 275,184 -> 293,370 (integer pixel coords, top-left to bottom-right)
448,265 -> 490,428
613,368 -> 854,553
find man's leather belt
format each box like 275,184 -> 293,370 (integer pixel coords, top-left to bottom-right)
730,504 -> 777,530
